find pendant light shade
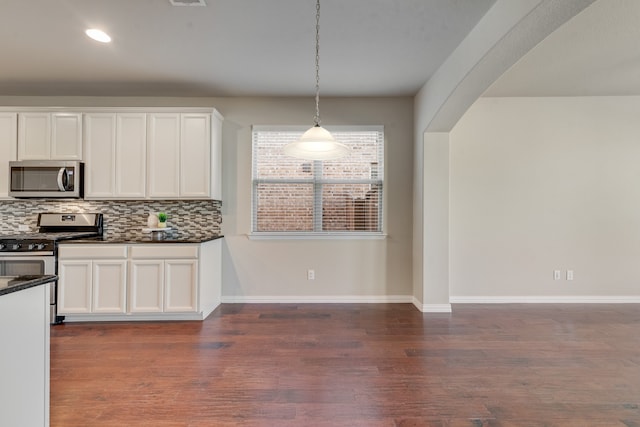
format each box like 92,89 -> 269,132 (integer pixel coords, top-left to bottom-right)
283,0 -> 350,161
283,125 -> 350,161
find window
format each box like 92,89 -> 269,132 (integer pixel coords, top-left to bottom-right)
252,126 -> 384,236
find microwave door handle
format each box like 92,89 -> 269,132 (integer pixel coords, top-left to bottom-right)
57,168 -> 67,192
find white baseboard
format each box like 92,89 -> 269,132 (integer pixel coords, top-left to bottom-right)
412,297 -> 452,313
201,301 -> 220,319
220,295 -> 453,313
450,295 -> 640,304
220,295 -> 413,304
62,312 -> 206,322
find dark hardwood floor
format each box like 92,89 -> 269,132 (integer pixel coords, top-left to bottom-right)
50,303 -> 640,426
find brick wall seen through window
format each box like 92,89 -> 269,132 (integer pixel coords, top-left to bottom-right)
252,126 -> 384,234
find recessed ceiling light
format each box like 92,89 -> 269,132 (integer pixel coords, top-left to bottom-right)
85,29 -> 111,43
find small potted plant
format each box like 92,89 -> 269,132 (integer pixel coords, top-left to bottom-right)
157,212 -> 168,228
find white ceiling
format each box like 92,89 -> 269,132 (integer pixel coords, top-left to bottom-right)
3,0 -> 632,100
485,0 -> 640,97
0,0 -> 497,97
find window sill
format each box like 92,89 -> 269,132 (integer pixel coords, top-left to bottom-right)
248,232 -> 387,240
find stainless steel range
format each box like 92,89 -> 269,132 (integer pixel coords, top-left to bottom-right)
0,213 -> 103,324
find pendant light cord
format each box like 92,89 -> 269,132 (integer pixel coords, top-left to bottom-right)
314,0 -> 321,127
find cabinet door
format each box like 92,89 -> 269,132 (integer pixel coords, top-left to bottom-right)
0,113 -> 17,199
92,260 -> 127,313
58,260 -> 92,314
148,113 -> 180,198
84,113 -> 117,198
51,113 -> 82,160
180,114 -> 210,198
210,111 -> 222,200
18,113 -> 50,160
116,113 -> 147,198
164,259 -> 198,312
129,260 -> 164,313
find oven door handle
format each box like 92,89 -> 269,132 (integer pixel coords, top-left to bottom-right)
57,168 -> 68,192
0,252 -> 55,257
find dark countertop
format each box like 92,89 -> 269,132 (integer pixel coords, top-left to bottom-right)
60,233 -> 224,244
0,275 -> 57,297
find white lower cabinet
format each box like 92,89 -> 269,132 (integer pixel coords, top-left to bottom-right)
164,259 -> 198,312
93,261 -> 127,313
58,240 -> 220,321
129,245 -> 198,314
129,259 -> 197,313
129,260 -> 164,313
58,245 -> 127,314
58,260 -> 92,314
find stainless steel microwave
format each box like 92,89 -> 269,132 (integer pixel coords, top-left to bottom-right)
9,160 -> 84,198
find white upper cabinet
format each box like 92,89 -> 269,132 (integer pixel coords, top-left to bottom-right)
148,112 -> 215,199
147,113 -> 181,198
18,112 -> 82,160
0,113 -> 17,199
18,112 -> 49,159
6,107 -> 221,200
210,112 -> 222,200
51,113 -> 83,159
180,114 -> 211,198
84,113 -> 116,198
84,113 -> 147,199
116,114 -> 147,198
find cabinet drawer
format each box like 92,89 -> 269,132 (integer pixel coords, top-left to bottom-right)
130,245 -> 198,259
59,245 -> 128,259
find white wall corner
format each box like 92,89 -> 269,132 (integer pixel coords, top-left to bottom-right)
422,132 -> 450,305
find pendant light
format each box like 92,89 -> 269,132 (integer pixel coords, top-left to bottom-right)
283,0 -> 350,161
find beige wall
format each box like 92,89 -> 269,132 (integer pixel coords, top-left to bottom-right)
450,96 -> 640,301
411,0 -> 594,310
0,95 -> 414,301
218,97 -> 414,301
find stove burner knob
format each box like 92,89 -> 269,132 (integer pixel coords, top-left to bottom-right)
11,243 -> 21,251
36,243 -> 47,250
0,243 -> 5,250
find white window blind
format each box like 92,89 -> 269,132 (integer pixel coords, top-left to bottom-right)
252,126 -> 384,235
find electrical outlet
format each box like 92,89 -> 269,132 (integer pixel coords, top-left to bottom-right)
567,270 -> 574,281
553,270 -> 561,280
18,225 -> 29,232
307,269 -> 315,280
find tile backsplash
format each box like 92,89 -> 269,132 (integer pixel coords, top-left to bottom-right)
0,199 -> 221,239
